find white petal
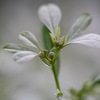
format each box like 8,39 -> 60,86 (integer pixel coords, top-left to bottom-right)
66,13 -> 92,41
38,3 -> 62,34
13,51 -> 38,63
19,31 -> 40,49
68,33 -> 100,48
3,43 -> 31,53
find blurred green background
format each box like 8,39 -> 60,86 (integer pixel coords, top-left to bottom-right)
0,0 -> 100,100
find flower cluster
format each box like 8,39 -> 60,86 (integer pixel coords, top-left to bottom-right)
4,4 -> 100,64
3,3 -> 100,99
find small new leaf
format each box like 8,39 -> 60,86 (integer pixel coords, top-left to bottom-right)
55,27 -> 61,39
49,33 -> 55,42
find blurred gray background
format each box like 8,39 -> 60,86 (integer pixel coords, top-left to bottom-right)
0,0 -> 100,100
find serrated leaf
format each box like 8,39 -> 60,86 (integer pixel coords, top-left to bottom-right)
19,31 -> 40,49
3,43 -> 30,53
13,51 -> 38,63
67,13 -> 92,41
68,33 -> 100,48
38,3 -> 62,34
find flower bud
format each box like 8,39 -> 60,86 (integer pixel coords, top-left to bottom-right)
54,41 -> 60,47
48,52 -> 55,60
39,50 -> 48,58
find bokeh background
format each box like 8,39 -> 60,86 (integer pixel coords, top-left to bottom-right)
0,0 -> 100,100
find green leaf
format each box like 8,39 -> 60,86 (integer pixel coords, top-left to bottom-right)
92,80 -> 100,87
91,79 -> 100,94
42,25 -> 53,50
42,25 -> 60,75
67,13 -> 92,41
3,43 -> 30,53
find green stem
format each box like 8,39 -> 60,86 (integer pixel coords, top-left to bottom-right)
51,62 -> 63,98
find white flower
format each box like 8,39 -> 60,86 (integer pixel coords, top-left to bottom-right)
38,4 -> 100,49
38,3 -> 62,35
65,13 -> 100,49
13,51 -> 38,63
4,4 -> 100,63
4,31 -> 40,63
67,33 -> 100,48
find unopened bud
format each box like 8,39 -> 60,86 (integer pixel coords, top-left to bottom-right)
48,52 -> 55,60
54,41 -> 60,47
39,50 -> 48,58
